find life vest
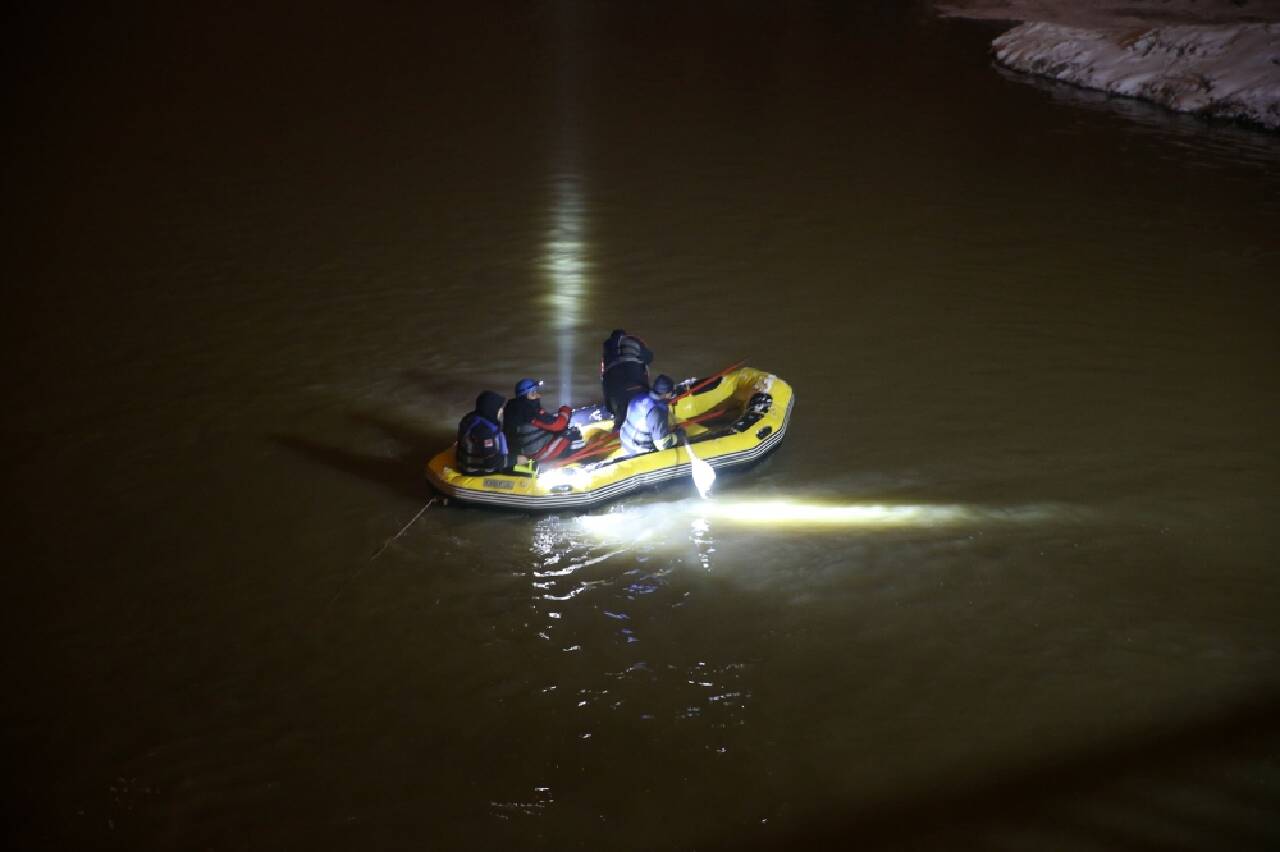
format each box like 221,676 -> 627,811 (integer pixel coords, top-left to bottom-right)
456,413 -> 506,475
504,397 -> 570,460
602,332 -> 652,375
513,418 -> 556,458
620,393 -> 671,455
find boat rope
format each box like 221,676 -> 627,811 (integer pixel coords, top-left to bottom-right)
371,497 -> 436,561
323,496 -> 438,613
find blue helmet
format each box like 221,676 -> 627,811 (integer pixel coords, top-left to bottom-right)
652,374 -> 674,395
515,378 -> 543,397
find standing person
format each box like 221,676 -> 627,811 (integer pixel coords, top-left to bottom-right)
601,329 -> 654,422
620,374 -> 681,456
504,378 -> 578,463
455,390 -> 522,475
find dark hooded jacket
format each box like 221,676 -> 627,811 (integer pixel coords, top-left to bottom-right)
456,390 -> 512,475
601,329 -> 654,417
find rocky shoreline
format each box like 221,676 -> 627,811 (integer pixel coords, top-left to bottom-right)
937,1 -> 1280,130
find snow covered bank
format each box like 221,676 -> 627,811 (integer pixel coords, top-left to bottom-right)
937,1 -> 1280,28
937,2 -> 1280,130
994,23 -> 1280,129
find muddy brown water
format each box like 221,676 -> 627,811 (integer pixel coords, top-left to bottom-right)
4,3 -> 1279,849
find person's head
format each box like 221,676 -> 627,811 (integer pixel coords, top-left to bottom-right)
475,390 -> 505,422
651,374 -> 675,399
515,378 -> 543,400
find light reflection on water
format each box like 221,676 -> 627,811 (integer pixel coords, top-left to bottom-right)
690,515 -> 715,571
525,507 -> 755,768
542,0 -> 590,408
518,493 -> 1071,795
574,497 -> 1070,546
528,495 -> 1072,643
543,173 -> 588,407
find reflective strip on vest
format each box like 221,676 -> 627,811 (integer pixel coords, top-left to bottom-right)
620,394 -> 669,455
513,419 -> 556,457
603,334 -> 647,374
457,415 -> 505,474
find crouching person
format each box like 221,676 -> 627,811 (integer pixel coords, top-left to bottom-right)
620,374 -> 682,456
456,390 -> 523,475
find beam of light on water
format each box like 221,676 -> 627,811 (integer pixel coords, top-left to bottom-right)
545,2 -> 588,407
701,501 -> 977,527
545,174 -> 587,406
699,499 -> 1064,528
574,498 -> 1068,547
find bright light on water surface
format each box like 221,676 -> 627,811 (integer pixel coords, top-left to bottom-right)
544,1 -> 588,407
525,497 -> 1071,595
545,174 -> 588,407
703,500 -> 984,526
573,498 -> 1065,545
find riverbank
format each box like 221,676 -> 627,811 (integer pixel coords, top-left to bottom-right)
937,1 -> 1280,129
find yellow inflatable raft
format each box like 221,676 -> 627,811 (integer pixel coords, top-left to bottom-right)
426,366 -> 794,510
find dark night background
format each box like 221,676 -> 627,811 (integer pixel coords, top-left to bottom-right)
3,2 -> 1279,849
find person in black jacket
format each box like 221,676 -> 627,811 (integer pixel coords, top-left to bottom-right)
601,329 -> 654,422
504,378 -> 578,463
455,390 -> 523,474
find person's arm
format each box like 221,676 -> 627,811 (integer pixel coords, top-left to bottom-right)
532,406 -> 572,432
632,335 -> 654,366
649,404 -> 676,450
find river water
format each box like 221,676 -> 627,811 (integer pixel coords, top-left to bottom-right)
4,3 -> 1279,850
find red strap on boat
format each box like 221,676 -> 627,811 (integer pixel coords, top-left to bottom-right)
547,363 -> 745,468
549,403 -> 737,468
671,360 -> 745,404
551,433 -> 620,467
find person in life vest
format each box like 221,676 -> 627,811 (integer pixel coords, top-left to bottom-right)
601,329 -> 654,423
620,373 -> 683,456
455,390 -> 524,475
504,378 -> 579,463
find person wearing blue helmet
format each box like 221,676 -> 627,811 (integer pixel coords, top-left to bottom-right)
620,373 -> 681,456
504,378 -> 578,463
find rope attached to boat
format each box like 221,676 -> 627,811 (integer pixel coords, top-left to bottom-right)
371,497 -> 436,561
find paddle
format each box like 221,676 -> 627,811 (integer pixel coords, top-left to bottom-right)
682,433 -> 716,499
